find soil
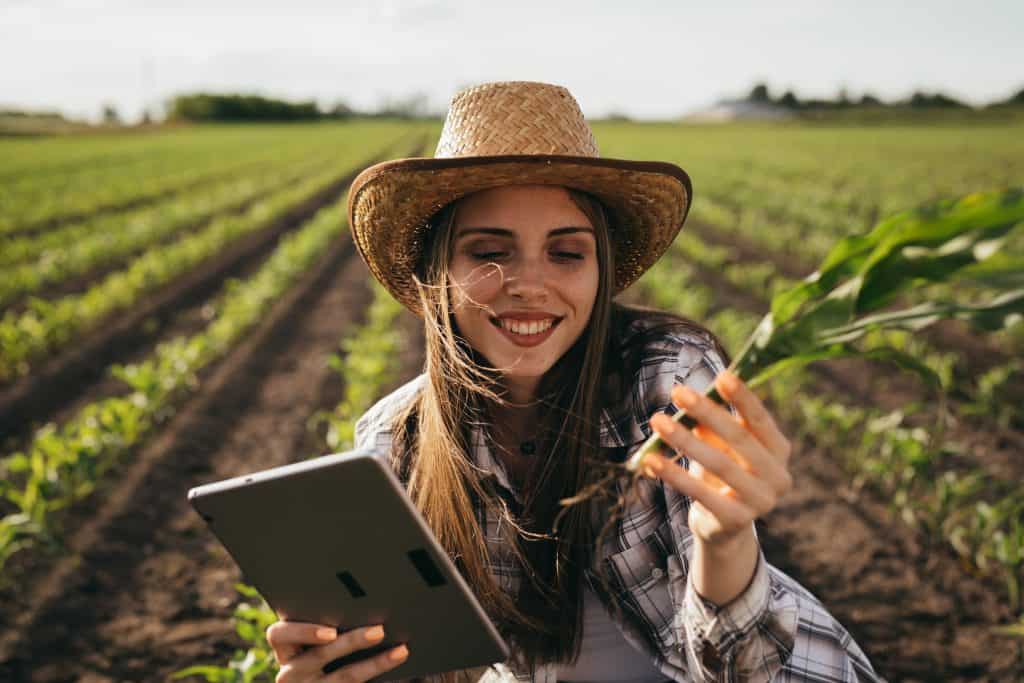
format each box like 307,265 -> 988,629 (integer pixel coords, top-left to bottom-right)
757,427 -> 1021,681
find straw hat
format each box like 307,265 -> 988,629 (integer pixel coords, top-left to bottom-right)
347,80 -> 692,317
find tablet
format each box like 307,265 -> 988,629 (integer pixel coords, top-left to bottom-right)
187,446 -> 510,681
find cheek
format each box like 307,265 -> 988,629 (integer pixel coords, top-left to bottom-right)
570,265 -> 600,315
450,263 -> 502,310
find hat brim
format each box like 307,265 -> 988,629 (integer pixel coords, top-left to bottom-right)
347,154 -> 692,316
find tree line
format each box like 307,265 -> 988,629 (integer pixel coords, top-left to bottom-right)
166,93 -> 432,122
743,83 -> 1024,111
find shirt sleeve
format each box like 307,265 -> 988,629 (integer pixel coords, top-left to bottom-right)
352,374 -> 426,459
663,342 -> 882,682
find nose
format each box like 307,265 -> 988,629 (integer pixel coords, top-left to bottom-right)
503,256 -> 548,301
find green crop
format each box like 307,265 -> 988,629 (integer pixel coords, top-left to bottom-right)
627,188 -> 1024,472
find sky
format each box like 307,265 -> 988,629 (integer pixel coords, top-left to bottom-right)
2,0 -> 1022,122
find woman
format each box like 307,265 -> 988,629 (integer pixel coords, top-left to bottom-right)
266,81 -> 881,683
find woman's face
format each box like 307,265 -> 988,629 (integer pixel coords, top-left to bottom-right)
449,184 -> 599,400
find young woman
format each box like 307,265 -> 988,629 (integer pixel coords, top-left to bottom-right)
265,82 -> 881,683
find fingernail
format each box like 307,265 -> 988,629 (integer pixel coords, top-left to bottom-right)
316,627 -> 337,641
366,625 -> 385,642
389,645 -> 409,661
721,371 -> 740,391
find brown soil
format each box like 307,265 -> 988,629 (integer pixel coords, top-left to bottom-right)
758,427 -> 1021,681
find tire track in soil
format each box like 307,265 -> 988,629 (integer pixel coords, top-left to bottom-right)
0,141 -> 407,447
0,242 -> 383,682
618,284 -> 1022,680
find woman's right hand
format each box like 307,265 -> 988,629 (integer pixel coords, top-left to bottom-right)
265,621 -> 410,682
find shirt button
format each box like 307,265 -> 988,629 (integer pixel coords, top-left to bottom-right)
651,567 -> 664,580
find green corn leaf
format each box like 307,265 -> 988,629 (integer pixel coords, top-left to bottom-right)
958,253 -> 1024,288
745,344 -> 941,391
771,188 -> 1024,324
627,187 -> 1024,473
817,289 -> 1024,343
170,665 -> 235,681
856,222 -> 1018,312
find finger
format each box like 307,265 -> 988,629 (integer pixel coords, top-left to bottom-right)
691,424 -> 792,498
690,425 -> 753,473
672,384 -> 777,477
644,451 -> 757,530
715,371 -> 792,461
266,621 -> 338,665
652,414 -> 777,514
646,412 -> 724,488
302,624 -> 388,672
326,644 -> 410,682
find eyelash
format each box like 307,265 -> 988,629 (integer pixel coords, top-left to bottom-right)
470,251 -> 583,261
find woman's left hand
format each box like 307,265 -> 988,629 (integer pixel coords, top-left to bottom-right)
646,370 -> 793,549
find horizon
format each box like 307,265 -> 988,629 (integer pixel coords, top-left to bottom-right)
2,0 -> 1022,123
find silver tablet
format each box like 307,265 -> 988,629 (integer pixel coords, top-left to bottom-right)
187,447 -> 510,681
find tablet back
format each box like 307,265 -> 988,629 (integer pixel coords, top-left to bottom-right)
188,447 -> 510,681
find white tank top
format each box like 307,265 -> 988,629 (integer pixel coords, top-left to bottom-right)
555,586 -> 668,683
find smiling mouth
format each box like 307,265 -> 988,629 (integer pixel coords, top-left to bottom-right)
489,317 -> 563,336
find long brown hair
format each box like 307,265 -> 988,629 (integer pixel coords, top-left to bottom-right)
388,186 -> 728,675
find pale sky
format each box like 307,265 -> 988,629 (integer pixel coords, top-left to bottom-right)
2,0 -> 1022,122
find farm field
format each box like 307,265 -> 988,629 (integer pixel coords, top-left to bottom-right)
0,120 -> 1022,682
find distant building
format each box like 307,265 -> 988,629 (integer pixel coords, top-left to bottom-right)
683,99 -> 795,123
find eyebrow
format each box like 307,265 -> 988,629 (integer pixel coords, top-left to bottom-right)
455,227 -> 594,239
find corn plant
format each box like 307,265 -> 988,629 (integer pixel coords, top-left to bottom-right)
627,188 -> 1024,471
172,584 -> 278,683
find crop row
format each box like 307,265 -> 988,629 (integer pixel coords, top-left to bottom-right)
0,151 -> 318,268
0,124 -> 365,234
0,182 -> 359,579
0,156 -> 335,308
0,144 -> 373,383
689,191 -> 1024,308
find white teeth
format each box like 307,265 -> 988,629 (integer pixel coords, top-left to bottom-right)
497,318 -> 555,335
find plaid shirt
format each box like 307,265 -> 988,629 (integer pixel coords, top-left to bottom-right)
354,316 -> 882,682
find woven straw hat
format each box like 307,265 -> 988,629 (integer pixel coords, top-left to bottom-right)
347,80 -> 692,317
